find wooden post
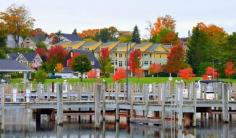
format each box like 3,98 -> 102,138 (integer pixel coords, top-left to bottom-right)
102,82 -> 106,121
26,86 -> 30,103
56,83 -> 63,125
115,83 -> 120,122
222,83 -> 229,123
192,83 -> 197,127
1,84 -> 5,131
144,84 -> 149,125
95,83 -> 102,127
177,82 -> 183,128
161,83 -> 165,124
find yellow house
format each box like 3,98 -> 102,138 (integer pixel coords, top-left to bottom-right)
79,42 -> 102,52
110,42 -> 135,68
94,42 -> 119,59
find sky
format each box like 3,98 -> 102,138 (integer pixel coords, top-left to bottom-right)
0,0 -> 236,38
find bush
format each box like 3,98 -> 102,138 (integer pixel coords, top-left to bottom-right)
34,70 -> 47,83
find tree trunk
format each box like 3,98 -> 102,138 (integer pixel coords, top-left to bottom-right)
80,73 -> 83,82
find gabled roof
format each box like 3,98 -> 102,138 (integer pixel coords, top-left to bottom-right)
132,42 -> 152,52
72,50 -> 100,69
146,43 -> 169,53
111,42 -> 135,52
95,42 -> 119,52
23,52 -> 37,62
0,59 -> 33,72
8,53 -> 19,60
61,33 -> 81,42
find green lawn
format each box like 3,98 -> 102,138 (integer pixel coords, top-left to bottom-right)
11,77 -> 204,84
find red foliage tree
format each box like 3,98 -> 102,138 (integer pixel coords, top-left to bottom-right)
113,68 -> 126,82
101,48 -> 109,59
165,42 -> 186,73
36,47 -> 47,58
47,45 -> 68,63
178,67 -> 195,80
128,49 -> 142,74
149,63 -> 162,75
67,53 -> 80,67
134,68 -> 144,77
87,69 -> 97,78
202,66 -> 219,80
224,61 -> 235,78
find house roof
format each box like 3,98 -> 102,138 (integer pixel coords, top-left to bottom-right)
146,44 -> 169,53
23,52 -> 37,62
132,42 -> 152,52
61,33 -> 82,42
72,50 -> 100,69
8,53 -> 19,60
0,59 -> 33,72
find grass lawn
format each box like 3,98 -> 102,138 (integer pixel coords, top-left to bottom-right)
11,77 -> 205,84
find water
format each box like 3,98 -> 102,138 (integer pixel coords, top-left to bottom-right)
1,109 -> 236,138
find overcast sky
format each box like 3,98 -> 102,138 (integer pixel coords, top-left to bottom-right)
0,0 -> 236,38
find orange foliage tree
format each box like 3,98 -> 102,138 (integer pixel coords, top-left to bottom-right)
113,68 -> 126,82
78,29 -> 100,39
202,66 -> 219,80
47,45 -> 68,63
149,63 -> 162,76
178,67 -> 195,80
55,63 -> 64,73
128,49 -> 142,75
224,61 -> 235,78
67,53 -> 80,67
134,68 -> 144,77
36,47 -> 47,59
87,69 -> 97,78
151,15 -> 175,37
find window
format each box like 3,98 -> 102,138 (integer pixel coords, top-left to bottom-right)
119,53 -> 122,58
150,61 -> 152,65
115,60 -> 117,65
160,55 -> 162,58
91,61 -> 95,65
119,61 -> 122,67
144,61 -> 149,66
144,53 -> 148,57
116,53 -> 117,57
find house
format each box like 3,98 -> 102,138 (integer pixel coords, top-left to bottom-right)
21,37 -> 37,49
8,52 -> 43,69
59,33 -> 82,42
94,42 -> 119,59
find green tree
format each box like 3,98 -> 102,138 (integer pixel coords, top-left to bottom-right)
0,49 -> 6,59
36,41 -> 47,49
34,69 -> 47,83
71,55 -> 92,81
131,25 -> 141,43
0,5 -> 35,47
96,27 -> 118,42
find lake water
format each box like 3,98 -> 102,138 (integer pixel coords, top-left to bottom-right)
1,109 -> 236,138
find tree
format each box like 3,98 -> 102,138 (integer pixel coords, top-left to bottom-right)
99,48 -> 113,77
47,45 -> 68,64
152,28 -> 178,44
0,23 -> 7,48
224,61 -> 235,78
31,28 -> 47,43
151,15 -> 175,37
128,49 -> 142,75
0,49 -> 6,59
202,66 -> 219,80
34,69 -> 47,83
118,34 -> 132,43
72,28 -> 77,34
71,55 -> 92,81
113,68 -> 126,82
178,67 -> 195,80
134,68 -> 144,77
149,63 -> 162,76
67,53 -> 80,67
165,42 -> 186,74
95,26 -> 118,42
36,47 -> 47,61
87,69 -> 97,78
36,41 -> 47,49
79,29 -> 100,40
0,5 -> 35,47
131,25 -> 141,43
55,63 -> 64,73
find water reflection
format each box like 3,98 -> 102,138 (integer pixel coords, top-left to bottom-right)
1,109 -> 236,138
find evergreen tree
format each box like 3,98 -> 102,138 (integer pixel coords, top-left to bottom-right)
72,28 -> 77,34
131,25 -> 141,43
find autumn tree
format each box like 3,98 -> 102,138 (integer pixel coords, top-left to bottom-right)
0,23 -> 7,48
224,61 -> 235,78
128,49 -> 142,76
36,47 -> 47,61
96,26 -> 118,42
202,66 -> 219,80
113,68 -> 126,82
79,29 -> 100,39
149,63 -> 162,76
99,48 -> 113,77
55,63 -> 64,73
71,55 -> 92,82
164,42 -> 186,74
31,28 -> 47,43
134,68 -> 144,77
43,46 -> 68,73
131,25 -> 141,43
0,5 -> 35,47
87,69 -> 97,78
151,15 -> 175,37
178,67 -> 195,80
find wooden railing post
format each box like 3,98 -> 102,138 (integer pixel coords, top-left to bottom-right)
222,83 -> 229,123
0,84 -> 5,131
56,83 -> 63,125
115,82 -> 120,122
95,83 -> 102,127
